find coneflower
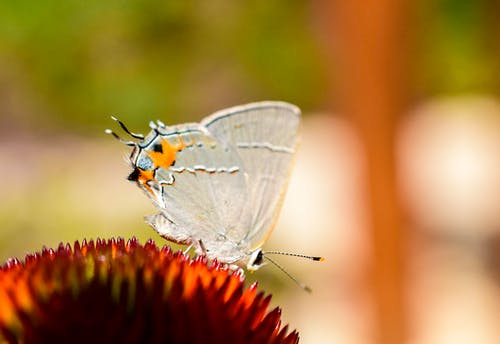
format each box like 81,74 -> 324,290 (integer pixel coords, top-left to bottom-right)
0,238 -> 298,343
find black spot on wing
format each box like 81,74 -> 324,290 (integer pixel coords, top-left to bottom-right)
152,143 -> 163,153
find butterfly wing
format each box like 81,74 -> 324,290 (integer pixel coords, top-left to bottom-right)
201,101 -> 301,251
134,101 -> 300,263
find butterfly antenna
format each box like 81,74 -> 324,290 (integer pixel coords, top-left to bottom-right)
263,251 -> 325,262
110,116 -> 145,139
263,255 -> 313,293
105,129 -> 136,146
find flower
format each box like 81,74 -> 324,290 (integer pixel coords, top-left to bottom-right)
0,238 -> 299,343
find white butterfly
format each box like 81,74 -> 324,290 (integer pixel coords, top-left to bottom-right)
107,101 -> 322,290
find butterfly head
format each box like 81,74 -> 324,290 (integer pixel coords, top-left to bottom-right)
105,117 -> 157,191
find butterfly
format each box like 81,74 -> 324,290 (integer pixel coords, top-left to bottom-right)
107,101 -> 322,291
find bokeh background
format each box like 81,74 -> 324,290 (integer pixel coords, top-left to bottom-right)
1,1 -> 499,343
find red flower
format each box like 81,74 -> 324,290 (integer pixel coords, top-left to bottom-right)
0,238 -> 298,343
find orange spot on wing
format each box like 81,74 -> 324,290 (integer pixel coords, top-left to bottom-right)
138,169 -> 155,185
135,169 -> 155,194
133,137 -> 186,196
148,138 -> 185,170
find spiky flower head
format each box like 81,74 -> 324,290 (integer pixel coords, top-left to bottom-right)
0,238 -> 298,343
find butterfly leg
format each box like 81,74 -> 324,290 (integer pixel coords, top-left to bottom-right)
198,239 -> 207,255
183,243 -> 194,255
229,264 -> 245,275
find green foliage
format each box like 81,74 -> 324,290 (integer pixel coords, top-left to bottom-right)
0,1 -> 327,132
416,0 -> 499,95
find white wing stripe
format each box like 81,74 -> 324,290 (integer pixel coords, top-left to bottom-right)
169,166 -> 240,174
158,173 -> 175,185
237,142 -> 294,154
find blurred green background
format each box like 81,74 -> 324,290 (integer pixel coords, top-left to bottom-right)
0,0 -> 331,264
0,1 -> 497,133
0,1 -> 329,132
1,1 -> 499,343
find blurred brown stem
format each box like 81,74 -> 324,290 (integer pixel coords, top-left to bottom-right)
324,1 -> 410,343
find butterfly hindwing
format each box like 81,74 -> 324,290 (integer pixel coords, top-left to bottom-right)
201,102 -> 300,249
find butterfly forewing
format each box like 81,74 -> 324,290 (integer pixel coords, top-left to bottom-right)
147,128 -> 251,260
